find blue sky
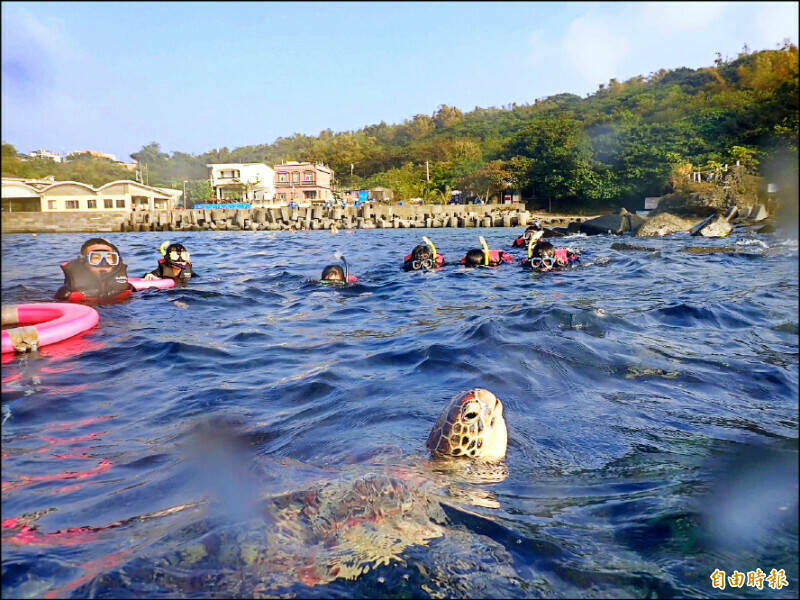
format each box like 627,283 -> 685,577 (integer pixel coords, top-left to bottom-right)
2,1 -> 797,162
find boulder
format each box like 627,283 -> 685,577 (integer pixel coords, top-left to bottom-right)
698,216 -> 733,237
579,210 -> 645,235
637,212 -> 695,237
543,227 -> 567,237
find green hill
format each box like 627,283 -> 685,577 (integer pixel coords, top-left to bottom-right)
3,43 -> 797,211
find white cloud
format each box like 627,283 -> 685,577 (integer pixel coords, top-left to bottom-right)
637,2 -> 730,34
561,13 -> 632,88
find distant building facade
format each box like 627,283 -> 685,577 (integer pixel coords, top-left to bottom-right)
207,163 -> 275,204
28,150 -> 63,162
1,177 -> 181,212
70,150 -> 117,161
273,161 -> 333,205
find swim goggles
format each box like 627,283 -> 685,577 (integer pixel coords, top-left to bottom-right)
167,249 -> 190,263
530,256 -> 555,268
86,250 -> 120,267
412,258 -> 434,270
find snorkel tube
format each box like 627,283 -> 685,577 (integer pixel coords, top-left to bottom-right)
527,230 -> 543,259
479,236 -> 490,266
334,251 -> 349,282
422,236 -> 438,261
160,240 -> 171,258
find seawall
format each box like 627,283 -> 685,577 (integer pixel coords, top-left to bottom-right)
2,205 -> 591,234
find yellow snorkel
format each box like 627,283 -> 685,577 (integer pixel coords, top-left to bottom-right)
160,240 -> 171,257
527,230 -> 543,258
479,236 -> 490,266
422,236 -> 437,261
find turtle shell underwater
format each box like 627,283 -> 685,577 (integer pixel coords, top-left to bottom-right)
64,389 -> 513,595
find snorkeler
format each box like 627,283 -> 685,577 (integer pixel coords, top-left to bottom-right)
460,236 -> 514,267
522,240 -> 580,272
511,220 -> 544,248
320,253 -> 358,284
55,238 -> 135,304
144,241 -> 196,281
403,236 -> 446,271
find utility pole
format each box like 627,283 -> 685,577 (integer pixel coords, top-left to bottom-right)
183,180 -> 188,209
426,161 -> 429,182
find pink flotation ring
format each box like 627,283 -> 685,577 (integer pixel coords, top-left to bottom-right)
128,277 -> 176,291
1,303 -> 100,354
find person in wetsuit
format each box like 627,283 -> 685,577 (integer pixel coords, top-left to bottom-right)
143,241 -> 196,281
512,220 -> 544,248
55,238 -> 135,304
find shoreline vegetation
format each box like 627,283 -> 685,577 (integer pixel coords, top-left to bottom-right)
2,44 -> 797,215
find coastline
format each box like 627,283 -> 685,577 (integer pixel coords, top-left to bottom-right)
1,205 -> 594,234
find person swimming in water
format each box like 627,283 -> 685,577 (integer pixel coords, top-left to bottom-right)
403,236 -> 445,271
460,236 -> 514,267
511,220 -> 543,248
55,238 -> 135,304
320,254 -> 358,285
143,241 -> 196,281
522,241 -> 580,272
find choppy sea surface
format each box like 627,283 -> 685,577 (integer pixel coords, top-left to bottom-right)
1,226 -> 798,599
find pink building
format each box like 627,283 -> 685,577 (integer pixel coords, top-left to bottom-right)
273,161 -> 334,205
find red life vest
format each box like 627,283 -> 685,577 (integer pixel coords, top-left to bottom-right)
554,248 -> 580,265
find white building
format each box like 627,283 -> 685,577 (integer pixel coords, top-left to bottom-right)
207,163 -> 275,205
28,149 -> 63,162
1,177 -> 181,213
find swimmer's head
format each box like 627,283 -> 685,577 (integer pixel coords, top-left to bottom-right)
411,244 -> 433,261
405,244 -> 435,271
321,264 -> 345,283
80,238 -> 121,274
531,241 -> 556,271
162,242 -> 190,268
463,248 -> 486,268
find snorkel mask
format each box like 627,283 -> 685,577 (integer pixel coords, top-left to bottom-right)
320,252 -> 350,285
479,236 -> 490,266
160,241 -> 190,270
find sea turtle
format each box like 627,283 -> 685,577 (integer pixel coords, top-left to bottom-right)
59,389 -> 516,597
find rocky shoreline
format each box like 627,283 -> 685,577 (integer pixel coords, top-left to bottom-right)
118,205 -> 588,233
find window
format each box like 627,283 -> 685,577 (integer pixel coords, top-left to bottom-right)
278,172 -> 288,182
65,200 -> 79,209
104,199 -> 113,209
304,191 -> 317,200
278,193 -> 285,200
303,171 -> 314,182
292,172 -> 300,183
116,199 -> 126,208
87,199 -> 97,209
48,200 -> 57,210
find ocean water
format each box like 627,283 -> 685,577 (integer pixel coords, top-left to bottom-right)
1,227 -> 797,598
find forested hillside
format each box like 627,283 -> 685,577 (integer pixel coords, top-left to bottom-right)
3,44 -> 797,211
